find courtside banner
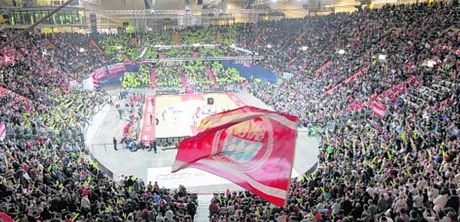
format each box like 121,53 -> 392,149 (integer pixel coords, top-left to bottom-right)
172,106 -> 298,207
107,63 -> 126,77
92,67 -> 108,80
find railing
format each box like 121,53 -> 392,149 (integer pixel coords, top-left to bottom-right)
142,84 -> 243,96
142,55 -> 264,63
94,8 -> 302,16
81,102 -> 117,180
84,146 -> 114,179
153,44 -> 220,49
89,137 -> 185,152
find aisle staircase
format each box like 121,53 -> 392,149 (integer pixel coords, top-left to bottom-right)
195,194 -> 212,222
326,65 -> 369,94
287,52 -> 297,68
192,51 -> 200,59
315,61 -> 332,76
205,67 -> 217,86
89,39 -> 104,55
178,65 -> 187,88
0,86 -> 34,103
150,67 -> 157,88
252,30 -> 265,47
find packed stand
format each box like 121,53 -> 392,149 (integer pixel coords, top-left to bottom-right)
214,3 -> 460,222
0,30 -> 197,221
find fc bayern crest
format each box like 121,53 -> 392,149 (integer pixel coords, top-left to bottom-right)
211,116 -> 274,172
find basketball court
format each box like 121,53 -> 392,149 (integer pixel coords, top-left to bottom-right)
86,91 -> 319,195
140,92 -> 246,142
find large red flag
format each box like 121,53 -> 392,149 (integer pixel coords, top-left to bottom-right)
172,106 -> 298,207
0,212 -> 14,222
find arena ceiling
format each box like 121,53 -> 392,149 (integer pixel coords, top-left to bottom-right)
0,0 -> 366,30
95,0 -> 363,17
0,0 -> 361,16
98,0 -> 303,10
85,0 -> 365,28
97,0 -> 309,13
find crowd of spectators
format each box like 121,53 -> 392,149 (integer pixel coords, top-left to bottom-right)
211,2 -> 459,222
0,30 -> 197,221
0,2 -> 459,222
120,53 -> 245,90
93,27 -> 245,90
